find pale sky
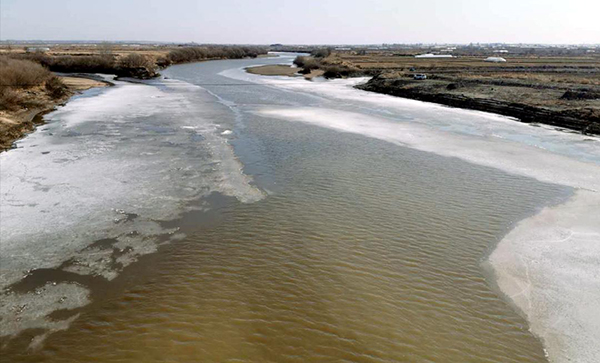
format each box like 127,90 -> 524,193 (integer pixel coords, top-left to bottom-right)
1,0 -> 599,44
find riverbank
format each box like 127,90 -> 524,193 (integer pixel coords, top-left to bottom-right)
288,51 -> 600,135
1,44 -> 269,80
356,75 -> 600,135
0,76 -> 107,151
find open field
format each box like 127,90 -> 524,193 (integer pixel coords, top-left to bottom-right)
0,43 -> 170,58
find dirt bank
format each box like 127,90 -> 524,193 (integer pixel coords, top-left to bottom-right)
0,76 -> 108,151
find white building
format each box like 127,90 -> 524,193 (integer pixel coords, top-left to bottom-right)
25,47 -> 50,53
415,53 -> 453,58
484,56 -> 507,63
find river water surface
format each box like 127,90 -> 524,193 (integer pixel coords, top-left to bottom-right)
1,54 -> 599,362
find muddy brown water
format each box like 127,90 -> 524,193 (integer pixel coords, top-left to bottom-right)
1,56 -> 576,362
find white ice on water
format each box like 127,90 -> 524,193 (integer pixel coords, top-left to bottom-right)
0,78 -> 263,343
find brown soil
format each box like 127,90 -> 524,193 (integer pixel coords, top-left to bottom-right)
60,76 -> 107,91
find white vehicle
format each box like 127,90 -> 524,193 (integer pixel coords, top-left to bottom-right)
414,74 -> 427,80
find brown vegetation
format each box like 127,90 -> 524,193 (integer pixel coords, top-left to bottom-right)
45,75 -> 69,99
0,57 -> 50,88
0,56 -> 94,151
0,57 -> 56,111
293,55 -> 364,79
5,45 -> 268,80
162,46 -> 268,67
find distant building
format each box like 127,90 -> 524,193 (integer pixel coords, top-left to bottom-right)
415,53 -> 453,58
25,47 -> 50,53
484,56 -> 507,62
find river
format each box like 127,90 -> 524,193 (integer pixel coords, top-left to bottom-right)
1,53 -> 599,362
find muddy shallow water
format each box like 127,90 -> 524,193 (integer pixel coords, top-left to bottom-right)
1,54 -> 599,362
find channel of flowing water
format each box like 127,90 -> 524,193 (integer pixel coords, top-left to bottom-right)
1,53 -> 599,362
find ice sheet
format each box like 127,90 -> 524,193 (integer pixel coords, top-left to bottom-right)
0,78 -> 263,343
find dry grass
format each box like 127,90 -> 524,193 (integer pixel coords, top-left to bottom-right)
0,57 -> 54,110
2,45 -> 268,79
0,56 -> 71,111
0,57 -> 50,88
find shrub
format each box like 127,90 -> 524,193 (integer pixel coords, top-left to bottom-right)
0,87 -> 22,111
0,56 -> 52,110
119,53 -> 156,70
311,48 -> 331,58
166,46 -> 268,65
155,56 -> 172,68
299,67 -> 312,75
45,76 -> 68,99
293,56 -> 320,71
0,56 -> 50,88
293,56 -> 306,67
22,54 -> 118,74
302,57 -> 320,70
322,65 -> 360,79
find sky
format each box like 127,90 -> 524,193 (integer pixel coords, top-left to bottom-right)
1,0 -> 599,44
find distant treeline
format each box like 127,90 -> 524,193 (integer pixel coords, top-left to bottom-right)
10,46 -> 268,79
159,46 -> 268,67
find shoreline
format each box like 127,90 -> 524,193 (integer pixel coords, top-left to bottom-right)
0,75 -> 109,152
486,189 -> 600,363
245,63 -> 599,136
285,51 -> 599,136
356,77 -> 600,136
